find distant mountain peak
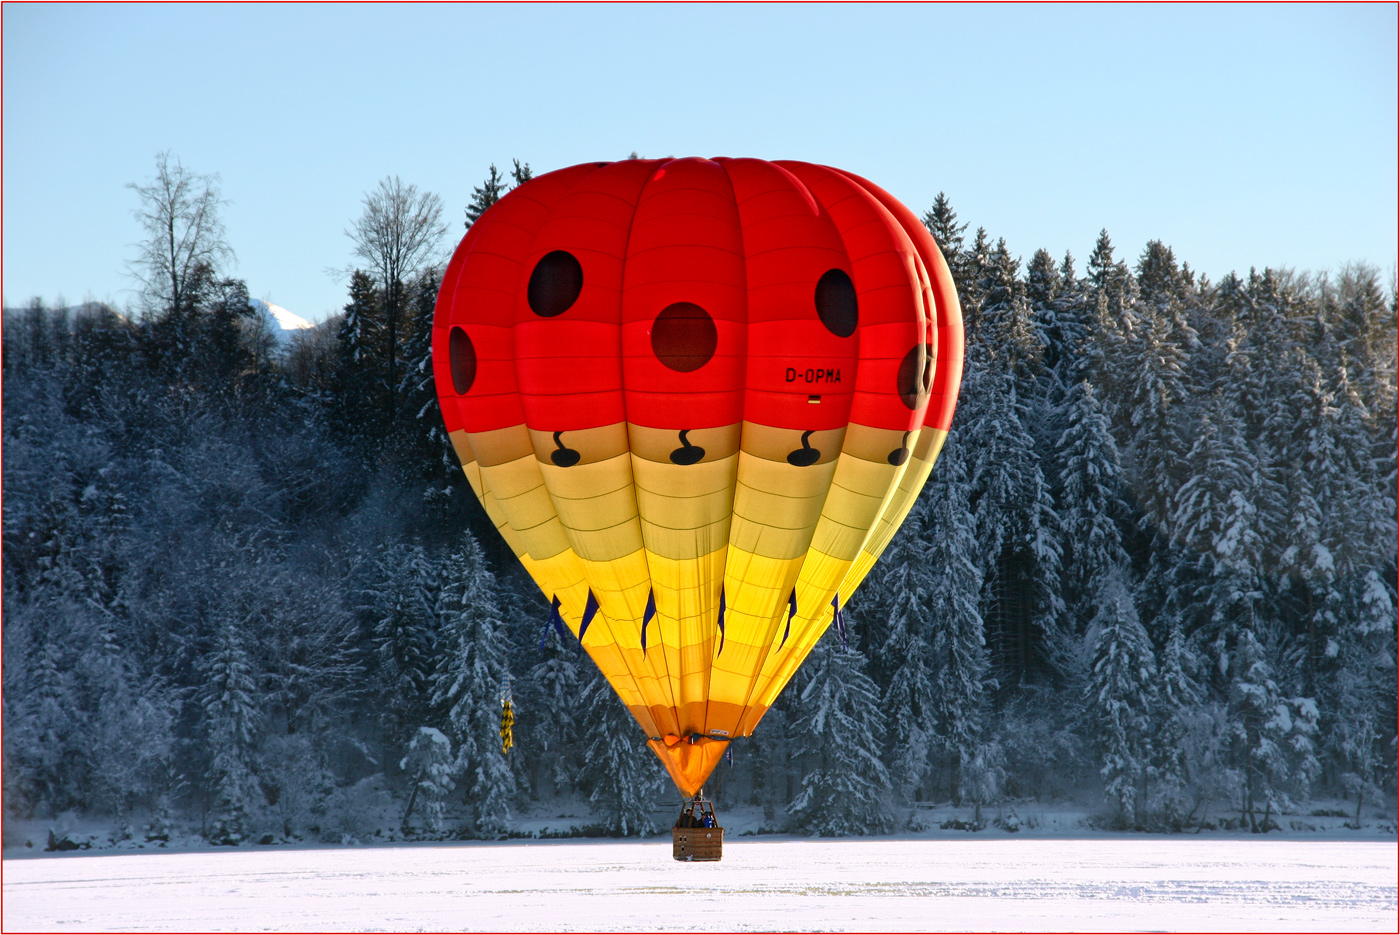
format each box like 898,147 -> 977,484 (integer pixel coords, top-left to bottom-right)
248,297 -> 314,341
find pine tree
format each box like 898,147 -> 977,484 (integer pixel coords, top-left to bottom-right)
1123,285 -> 1196,535
393,266 -> 450,484
576,674 -> 665,836
1151,621 -> 1204,825
432,539 -> 516,838
978,239 -> 1044,389
960,361 -> 1063,686
1332,262 -> 1395,417
1051,252 -> 1093,385
1226,628 -> 1289,831
965,239 -> 1065,682
1086,569 -> 1158,828
367,543 -> 440,756
522,613 -> 584,796
787,632 -> 893,835
79,617 -> 178,820
198,618 -> 263,844
464,164 -> 509,228
1172,393 -> 1266,671
921,192 -> 973,300
18,297 -> 52,372
1026,248 -> 1072,388
745,703 -> 795,824
11,629 -> 82,815
1086,230 -> 1131,306
1136,241 -> 1186,311
400,727 -> 455,832
922,438 -> 992,806
876,513 -> 938,805
330,270 -> 385,453
960,227 -> 993,341
1328,569 -> 1396,823
1056,380 -> 1130,635
1083,231 -> 1137,422
1280,356 -> 1348,695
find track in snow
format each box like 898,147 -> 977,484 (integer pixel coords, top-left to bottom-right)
3,837 -> 1395,932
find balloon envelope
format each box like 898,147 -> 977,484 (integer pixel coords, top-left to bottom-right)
432,158 -> 963,796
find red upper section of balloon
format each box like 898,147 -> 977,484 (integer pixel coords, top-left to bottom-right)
431,157 -> 963,439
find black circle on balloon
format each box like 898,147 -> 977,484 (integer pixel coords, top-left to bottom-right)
897,343 -> 934,410
651,302 -> 717,372
814,269 -> 858,337
448,326 -> 476,395
527,250 -> 584,317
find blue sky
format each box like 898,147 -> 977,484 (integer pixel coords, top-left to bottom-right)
3,3 -> 1395,322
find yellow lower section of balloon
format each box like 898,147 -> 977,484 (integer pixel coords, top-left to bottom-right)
450,422 -> 947,796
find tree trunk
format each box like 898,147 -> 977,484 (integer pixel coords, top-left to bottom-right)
168,215 -> 179,314
386,279 -> 402,429
402,775 -> 421,829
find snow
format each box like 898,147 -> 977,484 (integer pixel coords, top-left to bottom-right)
4,837 -> 1395,932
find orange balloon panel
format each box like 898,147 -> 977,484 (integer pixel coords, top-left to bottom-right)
432,158 -> 964,797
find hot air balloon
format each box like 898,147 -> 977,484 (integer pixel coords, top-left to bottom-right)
431,157 -> 963,822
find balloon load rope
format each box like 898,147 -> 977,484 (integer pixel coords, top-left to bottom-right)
648,732 -> 746,745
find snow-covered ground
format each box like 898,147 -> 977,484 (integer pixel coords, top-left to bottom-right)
4,836 -> 1395,932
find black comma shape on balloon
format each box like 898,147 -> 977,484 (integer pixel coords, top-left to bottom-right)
786,430 -> 821,467
669,429 -> 706,465
551,431 -> 581,468
887,431 -> 912,466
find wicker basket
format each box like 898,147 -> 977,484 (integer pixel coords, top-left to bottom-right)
672,825 -> 723,861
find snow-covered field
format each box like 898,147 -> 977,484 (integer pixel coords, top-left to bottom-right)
4,836 -> 1395,932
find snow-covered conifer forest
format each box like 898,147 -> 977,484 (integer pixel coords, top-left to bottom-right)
3,165 -> 1395,846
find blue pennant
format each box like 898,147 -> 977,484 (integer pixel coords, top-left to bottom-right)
832,593 -> 848,653
716,587 -> 726,656
641,588 -> 656,656
551,597 -> 568,640
540,595 -> 565,652
780,588 -> 797,648
579,590 -> 600,644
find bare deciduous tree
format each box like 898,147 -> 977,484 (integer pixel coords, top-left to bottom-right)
128,151 -> 233,315
344,176 -> 446,421
346,176 -> 446,298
